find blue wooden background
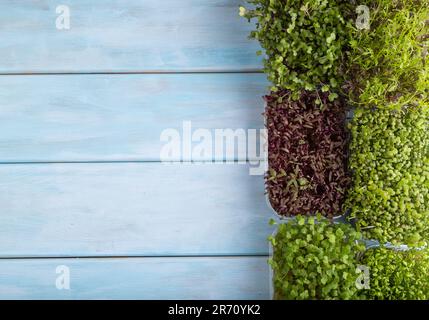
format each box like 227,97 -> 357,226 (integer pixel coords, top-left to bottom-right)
0,0 -> 273,299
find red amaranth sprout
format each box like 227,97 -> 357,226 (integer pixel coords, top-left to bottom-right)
265,90 -> 350,218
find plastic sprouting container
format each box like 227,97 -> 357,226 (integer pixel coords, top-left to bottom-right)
267,224 -> 427,300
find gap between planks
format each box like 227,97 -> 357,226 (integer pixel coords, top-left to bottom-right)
0,254 -> 270,261
0,69 -> 263,76
0,160 -> 265,165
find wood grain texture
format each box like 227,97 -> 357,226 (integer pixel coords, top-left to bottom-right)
0,73 -> 267,162
0,257 -> 270,299
0,0 -> 262,73
0,162 -> 272,257
0,0 -> 271,299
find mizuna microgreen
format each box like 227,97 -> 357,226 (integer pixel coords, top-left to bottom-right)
345,0 -> 429,108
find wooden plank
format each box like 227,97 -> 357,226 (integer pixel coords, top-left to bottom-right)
0,73 -> 267,162
0,0 -> 262,73
0,256 -> 270,299
0,162 -> 272,257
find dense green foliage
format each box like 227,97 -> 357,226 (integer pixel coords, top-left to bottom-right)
346,0 -> 429,107
345,104 -> 429,246
241,0 -> 352,97
362,247 -> 429,299
269,216 -> 365,300
243,0 -> 429,300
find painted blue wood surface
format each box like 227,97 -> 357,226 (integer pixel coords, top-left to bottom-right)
0,1 -> 270,299
0,162 -> 272,257
0,0 -> 262,73
0,74 -> 267,162
0,257 -> 270,299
